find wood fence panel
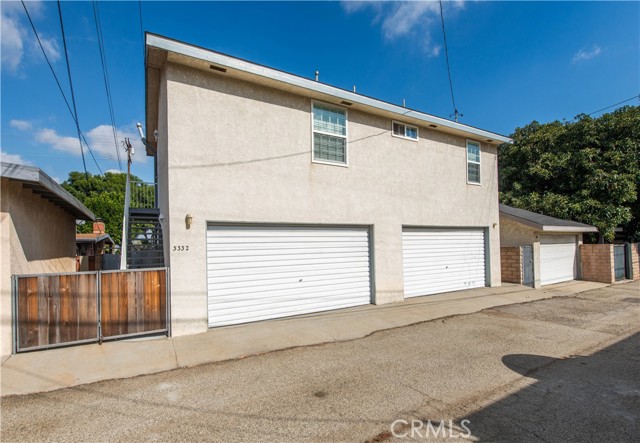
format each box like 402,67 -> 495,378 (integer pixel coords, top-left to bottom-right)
101,269 -> 166,338
15,273 -> 98,351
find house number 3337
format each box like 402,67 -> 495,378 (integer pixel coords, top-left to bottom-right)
173,245 -> 189,251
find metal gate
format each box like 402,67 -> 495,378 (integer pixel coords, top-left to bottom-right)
614,245 -> 627,281
522,245 -> 534,287
12,268 -> 169,353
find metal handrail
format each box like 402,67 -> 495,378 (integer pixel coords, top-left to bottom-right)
130,181 -> 157,209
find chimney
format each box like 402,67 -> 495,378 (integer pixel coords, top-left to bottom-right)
93,221 -> 105,234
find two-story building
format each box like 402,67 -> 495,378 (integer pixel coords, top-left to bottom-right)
144,34 -> 511,338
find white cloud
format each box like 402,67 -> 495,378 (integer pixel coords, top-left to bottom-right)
35,124 -> 147,164
0,151 -> 34,166
342,1 -> 464,56
1,1 -> 60,74
572,45 -> 602,63
9,119 -> 33,131
1,9 -> 24,72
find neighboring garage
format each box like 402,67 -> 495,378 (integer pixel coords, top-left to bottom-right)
206,225 -> 372,327
402,228 -> 487,297
539,235 -> 579,285
499,205 -> 597,288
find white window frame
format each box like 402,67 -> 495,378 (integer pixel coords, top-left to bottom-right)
391,121 -> 419,141
466,140 -> 482,185
311,100 -> 349,167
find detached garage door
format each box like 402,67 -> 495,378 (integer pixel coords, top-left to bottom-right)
540,236 -> 577,285
402,228 -> 486,298
207,225 -> 372,327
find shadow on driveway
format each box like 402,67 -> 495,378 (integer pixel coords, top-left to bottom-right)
464,333 -> 640,442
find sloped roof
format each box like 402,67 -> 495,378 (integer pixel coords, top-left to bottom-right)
499,204 -> 597,233
1,162 -> 95,220
76,233 -> 114,245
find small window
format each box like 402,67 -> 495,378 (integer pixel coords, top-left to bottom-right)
392,121 -> 419,141
312,102 -> 347,165
467,140 -> 481,184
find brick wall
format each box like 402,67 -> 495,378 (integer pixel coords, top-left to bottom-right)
631,243 -> 640,281
500,246 -> 522,284
580,244 -> 614,284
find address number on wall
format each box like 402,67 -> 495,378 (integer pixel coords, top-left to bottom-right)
173,245 -> 189,251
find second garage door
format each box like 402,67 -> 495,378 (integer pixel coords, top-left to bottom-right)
540,235 -> 577,285
402,228 -> 487,298
207,225 -> 372,327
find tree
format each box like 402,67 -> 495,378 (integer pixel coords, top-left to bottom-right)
499,106 -> 640,242
63,171 -> 145,246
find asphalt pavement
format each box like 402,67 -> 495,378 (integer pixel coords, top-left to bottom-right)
1,281 -> 638,443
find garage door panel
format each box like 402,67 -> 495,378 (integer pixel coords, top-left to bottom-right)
207,225 -> 372,327
403,228 -> 486,298
540,236 -> 577,285
209,288 -> 371,311
208,278 -> 371,299
207,263 -> 370,280
209,270 -> 371,289
211,298 -> 369,327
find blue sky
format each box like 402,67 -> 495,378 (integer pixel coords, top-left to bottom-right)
2,1 -> 639,183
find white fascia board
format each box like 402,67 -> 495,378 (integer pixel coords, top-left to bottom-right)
541,226 -> 598,233
147,34 -> 512,144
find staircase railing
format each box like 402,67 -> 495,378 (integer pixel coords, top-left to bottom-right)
131,182 -> 157,209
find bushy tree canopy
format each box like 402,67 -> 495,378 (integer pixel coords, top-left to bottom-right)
63,171 -> 144,246
499,106 -> 640,242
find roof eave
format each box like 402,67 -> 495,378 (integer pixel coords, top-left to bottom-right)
1,162 -> 95,220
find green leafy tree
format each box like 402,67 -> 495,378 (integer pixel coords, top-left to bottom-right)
62,171 -> 146,246
499,106 -> 640,242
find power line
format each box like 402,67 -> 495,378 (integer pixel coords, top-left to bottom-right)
21,1 -> 103,175
92,0 -> 123,170
57,0 -> 88,177
438,0 -> 462,122
568,94 -> 640,122
585,94 -> 640,117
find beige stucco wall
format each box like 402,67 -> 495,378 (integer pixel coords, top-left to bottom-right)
0,178 -> 77,361
499,216 -> 538,247
158,63 -> 502,337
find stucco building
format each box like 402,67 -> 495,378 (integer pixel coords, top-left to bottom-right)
144,34 -> 511,337
0,162 -> 95,362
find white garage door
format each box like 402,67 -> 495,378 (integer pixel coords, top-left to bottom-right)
207,225 -> 372,327
402,228 -> 487,298
540,236 -> 577,285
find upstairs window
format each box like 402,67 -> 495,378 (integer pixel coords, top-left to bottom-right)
466,140 -> 481,184
312,102 -> 347,165
392,121 -> 418,141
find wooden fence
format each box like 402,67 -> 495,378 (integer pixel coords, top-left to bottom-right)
13,268 -> 168,352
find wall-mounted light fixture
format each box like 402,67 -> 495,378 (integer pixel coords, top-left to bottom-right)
185,214 -> 193,230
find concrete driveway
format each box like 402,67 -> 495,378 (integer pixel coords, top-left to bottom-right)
1,281 -> 638,443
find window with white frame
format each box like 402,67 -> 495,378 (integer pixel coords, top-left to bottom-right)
312,102 -> 347,164
392,121 -> 418,140
466,140 -> 481,184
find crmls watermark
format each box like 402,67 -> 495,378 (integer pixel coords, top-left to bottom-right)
390,419 -> 472,439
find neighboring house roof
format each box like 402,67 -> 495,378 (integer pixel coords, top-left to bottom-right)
499,204 -> 598,233
76,233 -> 115,245
1,162 -> 95,220
145,33 -> 512,156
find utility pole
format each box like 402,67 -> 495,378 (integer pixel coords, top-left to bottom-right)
120,139 -> 133,269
